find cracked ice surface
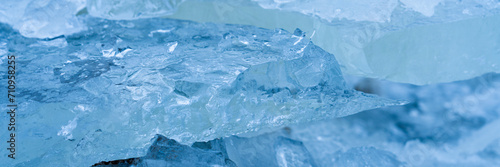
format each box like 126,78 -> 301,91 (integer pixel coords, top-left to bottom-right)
0,17 -> 397,166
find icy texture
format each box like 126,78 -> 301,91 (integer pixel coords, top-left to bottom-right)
157,0 -> 500,84
3,0 -> 500,84
0,0 -> 86,38
28,73 -> 500,166
0,16 -> 396,166
87,0 -> 185,20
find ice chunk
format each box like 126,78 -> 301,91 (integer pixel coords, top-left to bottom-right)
0,17 -> 396,166
0,0 -> 86,38
39,73 -> 500,166
154,0 -> 500,84
4,0 -> 499,83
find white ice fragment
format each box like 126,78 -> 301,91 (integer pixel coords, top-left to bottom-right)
176,97 -> 191,105
57,117 -> 78,140
167,42 -> 178,53
297,45 -> 307,53
30,38 -> 68,48
149,29 -> 174,37
240,40 -> 249,45
116,48 -> 132,58
293,35 -> 303,45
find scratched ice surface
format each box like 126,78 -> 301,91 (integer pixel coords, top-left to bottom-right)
0,16 -> 397,166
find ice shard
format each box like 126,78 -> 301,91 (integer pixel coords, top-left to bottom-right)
0,16 -> 396,166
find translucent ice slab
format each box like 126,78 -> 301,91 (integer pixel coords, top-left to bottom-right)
3,0 -> 498,84
88,0 -> 500,84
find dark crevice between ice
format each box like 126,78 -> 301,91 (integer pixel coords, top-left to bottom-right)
91,127 -> 319,167
92,135 -> 237,167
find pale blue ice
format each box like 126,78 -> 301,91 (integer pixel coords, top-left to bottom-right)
1,0 -> 500,167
